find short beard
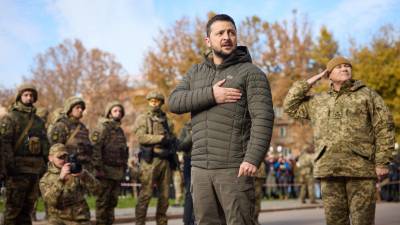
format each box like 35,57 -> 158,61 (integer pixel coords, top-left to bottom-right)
213,48 -> 232,60
21,101 -> 33,107
112,117 -> 121,122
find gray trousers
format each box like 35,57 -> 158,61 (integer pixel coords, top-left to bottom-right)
191,167 -> 255,225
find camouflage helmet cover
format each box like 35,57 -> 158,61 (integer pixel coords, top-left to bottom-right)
104,101 -> 125,118
62,96 -> 86,115
146,91 -> 165,103
15,83 -> 38,103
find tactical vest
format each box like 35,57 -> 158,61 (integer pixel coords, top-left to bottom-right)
60,118 -> 93,163
146,114 -> 169,137
7,110 -> 47,174
138,113 -> 172,158
102,123 -> 128,167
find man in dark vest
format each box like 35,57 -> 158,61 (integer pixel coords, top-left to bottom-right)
0,83 -> 49,225
91,101 -> 128,225
133,91 -> 176,225
48,96 -> 93,172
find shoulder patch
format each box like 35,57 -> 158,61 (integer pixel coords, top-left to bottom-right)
0,123 -> 7,135
91,131 -> 100,142
52,131 -> 59,141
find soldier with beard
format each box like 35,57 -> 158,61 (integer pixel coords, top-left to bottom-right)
134,91 -> 176,225
0,84 -> 49,225
91,101 -> 128,225
168,14 -> 274,225
48,97 -> 93,172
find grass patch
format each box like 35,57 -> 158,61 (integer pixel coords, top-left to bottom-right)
1,196 -> 178,212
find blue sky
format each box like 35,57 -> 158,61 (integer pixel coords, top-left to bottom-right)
1,0 -> 399,88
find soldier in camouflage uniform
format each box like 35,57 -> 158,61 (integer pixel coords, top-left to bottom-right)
134,91 -> 175,225
0,135 -> 4,180
90,101 -> 128,225
40,143 -> 99,225
177,121 -> 195,225
0,84 -> 49,225
32,107 -> 50,221
254,160 -> 266,225
36,107 -> 49,124
284,56 -> 395,225
48,97 -> 93,171
296,145 -> 316,204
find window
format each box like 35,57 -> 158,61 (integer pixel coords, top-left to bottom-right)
274,107 -> 283,118
279,127 -> 286,137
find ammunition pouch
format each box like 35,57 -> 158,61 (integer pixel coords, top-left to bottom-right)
154,146 -> 170,159
13,156 -> 45,175
76,143 -> 93,163
139,146 -> 154,163
28,136 -> 41,155
104,146 -> 128,167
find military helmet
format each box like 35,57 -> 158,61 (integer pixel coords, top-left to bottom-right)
63,96 -> 86,115
146,91 -> 165,103
104,101 -> 125,118
15,83 -> 38,103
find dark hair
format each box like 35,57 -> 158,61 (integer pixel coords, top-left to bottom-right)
206,14 -> 236,37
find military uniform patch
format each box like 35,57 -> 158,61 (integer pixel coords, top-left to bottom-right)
91,132 -> 99,143
0,123 -> 7,135
52,131 -> 59,141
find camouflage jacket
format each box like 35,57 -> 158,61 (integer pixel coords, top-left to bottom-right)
91,118 -> 128,180
39,163 -> 99,221
284,80 -> 395,178
297,152 -> 314,176
255,161 -> 267,178
0,102 -> 49,176
48,115 -> 93,164
133,109 -> 175,151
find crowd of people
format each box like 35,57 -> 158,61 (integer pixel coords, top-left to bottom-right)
0,13 -> 397,225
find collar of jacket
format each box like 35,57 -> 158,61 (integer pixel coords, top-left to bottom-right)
10,101 -> 36,114
100,117 -> 121,128
328,79 -> 365,95
146,109 -> 166,122
47,162 -> 61,174
64,114 -> 81,125
204,46 -> 252,70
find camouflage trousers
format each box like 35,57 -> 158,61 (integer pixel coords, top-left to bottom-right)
135,158 -> 171,225
95,178 -> 121,225
320,177 -> 376,225
173,169 -> 184,205
254,178 -> 265,225
191,167 -> 255,225
3,175 -> 39,225
48,216 -> 91,225
299,175 -> 316,203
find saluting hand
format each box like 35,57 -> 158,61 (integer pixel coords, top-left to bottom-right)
213,79 -> 242,104
306,69 -> 328,86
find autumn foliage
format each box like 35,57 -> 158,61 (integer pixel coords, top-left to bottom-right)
1,11 -> 399,153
